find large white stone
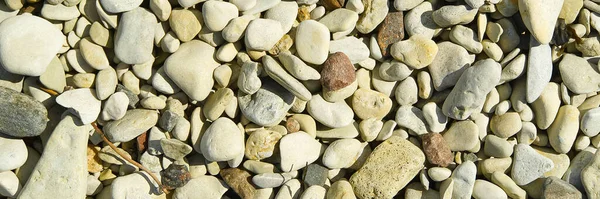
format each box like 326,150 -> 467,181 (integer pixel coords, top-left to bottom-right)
56,88 -> 101,125
519,0 -> 564,44
200,117 -> 244,162
295,20 -> 330,65
114,8 -> 156,65
279,132 -> 322,172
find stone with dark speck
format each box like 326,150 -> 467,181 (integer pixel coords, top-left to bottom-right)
158,110 -> 180,132
0,86 -> 48,137
377,12 -> 404,57
220,168 -> 258,199
303,164 -> 329,187
321,52 -> 356,91
161,164 -> 191,190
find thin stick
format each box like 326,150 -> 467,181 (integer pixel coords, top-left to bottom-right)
91,122 -> 169,194
39,87 -> 58,96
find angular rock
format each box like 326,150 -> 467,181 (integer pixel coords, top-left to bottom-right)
512,144 -> 554,185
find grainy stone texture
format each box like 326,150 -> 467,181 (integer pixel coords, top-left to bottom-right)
0,87 -> 48,138
377,12 -> 404,57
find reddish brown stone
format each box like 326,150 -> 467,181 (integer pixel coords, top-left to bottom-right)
377,12 -> 405,57
321,0 -> 345,10
321,52 -> 356,91
220,168 -> 258,198
286,118 -> 300,133
136,131 -> 147,153
421,133 -> 453,167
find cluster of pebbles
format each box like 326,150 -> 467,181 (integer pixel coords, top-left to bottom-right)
2,0 -> 600,198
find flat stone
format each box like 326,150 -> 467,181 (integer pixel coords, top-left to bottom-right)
491,172 -> 527,199
237,62 -> 261,95
443,121 -> 479,151
452,161 -> 477,199
391,35 -> 438,69
318,8 -> 359,32
164,40 -> 220,101
0,15 -> 64,76
262,55 -> 312,101
548,105 -> 579,154
79,38 -> 110,70
245,18 -> 284,51
19,115 -> 91,199
295,20 -> 330,65
559,54 -> 600,94
200,117 -> 244,162
56,88 -> 101,125
432,5 -> 478,27
473,179 -> 507,199
307,94 -> 354,128
303,164 -> 329,187
526,36 -> 553,103
252,172 -> 293,188
41,2 -> 81,21
352,88 -> 393,120
0,136 -> 27,172
490,112 -> 522,138
0,87 -> 48,137
103,109 -> 159,142
329,36 -> 370,64
114,8 -> 156,65
356,0 -> 387,34
429,42 -> 472,91
222,15 -> 255,43
264,1 -> 298,33
394,105 -> 428,136
279,132 -> 322,172
99,0 -> 142,13
484,135 -> 514,158
422,133 -> 453,167
160,138 -> 193,160
278,51 -> 321,81
442,59 -> 501,120
405,2 -> 439,39
512,144 -> 554,185
519,0 -> 564,44
202,1 -> 238,31
349,136 -> 425,199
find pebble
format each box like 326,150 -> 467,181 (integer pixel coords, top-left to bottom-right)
376,12 -> 404,57
329,36 -> 369,64
95,68 -> 118,100
0,15 -> 64,76
482,40 -> 504,61
473,179 -> 507,199
543,176 -> 582,199
356,0 -> 387,34
278,51 -> 321,81
511,144 -> 554,185
432,5 -> 477,27
321,52 -> 356,93
174,175 -> 228,198
526,37 -> 552,103
0,136 -> 27,172
531,82 -> 561,130
41,3 -> 81,21
264,1 -> 298,34
451,161 -> 476,199
19,115 -> 91,198
0,171 -> 21,198
491,172 -> 527,199
245,129 -> 281,160
484,135 -> 513,158
422,102 -> 447,133
318,8 -> 359,33
108,172 -> 156,199
245,19 -> 284,51
202,1 -> 238,32
559,54 -> 600,94
548,105 -> 579,154
114,8 -> 156,65
429,42 -> 472,91
56,88 -> 101,125
422,133 -> 453,167
490,112 -> 522,138
350,136 -> 425,199
263,55 -> 312,101
518,0 -> 564,44
279,131 -> 322,172
352,88 -> 392,120
100,92 -> 129,121
395,77 -> 418,106
252,172 -> 293,188
405,2 -> 438,39
99,0 -> 142,13
322,138 -> 366,169
443,121 -> 479,151
307,94 -> 354,128
377,60 -> 412,82
391,35 -> 438,69
222,15 -> 255,43
500,54 -> 526,84
200,117 -> 244,162
442,59 -> 501,120
582,150 -> 600,198
220,168 -> 257,198
581,107 -> 600,137
450,25 -> 483,53
103,109 -> 159,142
169,9 -> 201,42
161,139 -> 192,160
164,40 -> 220,101
300,185 -> 326,199
394,105 -> 428,136
303,164 -> 328,187
428,167 -> 452,182
327,180 -> 356,199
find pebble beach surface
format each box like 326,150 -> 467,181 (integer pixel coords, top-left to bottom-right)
0,0 -> 600,198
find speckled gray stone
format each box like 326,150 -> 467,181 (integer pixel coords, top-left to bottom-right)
0,87 -> 48,137
238,78 -> 294,127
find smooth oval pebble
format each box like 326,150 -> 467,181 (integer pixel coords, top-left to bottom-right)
307,94 -> 354,128
352,88 -> 393,120
279,131 -> 322,172
114,8 -> 156,65
295,20 -> 330,65
0,136 -> 27,172
103,109 -> 159,142
200,117 -> 244,162
0,87 -> 48,137
322,138 -> 365,169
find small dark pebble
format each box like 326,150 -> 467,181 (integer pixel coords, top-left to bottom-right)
160,164 -> 191,190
